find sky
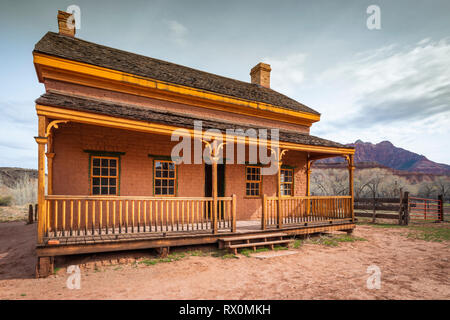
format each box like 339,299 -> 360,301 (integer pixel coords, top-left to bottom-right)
0,0 -> 449,169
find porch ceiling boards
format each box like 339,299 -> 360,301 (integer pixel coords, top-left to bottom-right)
36,92 -> 354,153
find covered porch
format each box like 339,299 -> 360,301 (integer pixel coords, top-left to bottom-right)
34,93 -> 355,276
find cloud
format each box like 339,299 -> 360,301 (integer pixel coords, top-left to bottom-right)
0,99 -> 37,168
262,53 -> 307,96
165,20 -> 188,46
265,39 -> 450,163
311,39 -> 450,163
315,38 -> 450,125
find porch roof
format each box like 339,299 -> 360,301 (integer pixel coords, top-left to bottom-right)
34,32 -> 319,116
36,92 -> 353,151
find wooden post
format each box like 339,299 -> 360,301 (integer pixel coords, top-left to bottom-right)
28,204 -> 33,224
212,141 -> 218,234
398,190 -> 404,225
306,160 -> 311,197
261,194 -> 267,230
231,194 -> 237,232
348,154 -> 355,222
372,196 -> 376,223
35,116 -> 47,244
438,194 -> 444,222
45,152 -> 55,195
277,161 -> 282,229
403,191 -> 409,225
306,160 -> 312,216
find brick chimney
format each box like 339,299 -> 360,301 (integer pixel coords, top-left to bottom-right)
57,10 -> 76,37
250,62 -> 271,88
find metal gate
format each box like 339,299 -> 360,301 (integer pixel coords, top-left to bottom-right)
408,196 -> 444,222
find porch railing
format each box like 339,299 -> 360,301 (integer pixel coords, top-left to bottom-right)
261,195 -> 353,229
43,195 -> 236,238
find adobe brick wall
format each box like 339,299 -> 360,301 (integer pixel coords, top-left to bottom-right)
52,123 -> 307,220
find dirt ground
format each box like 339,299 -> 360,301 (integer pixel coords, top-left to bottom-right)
0,221 -> 449,300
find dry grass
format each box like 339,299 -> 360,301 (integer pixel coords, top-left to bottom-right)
0,205 -> 29,222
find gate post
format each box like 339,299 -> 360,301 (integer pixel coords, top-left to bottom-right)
403,192 -> 410,225
398,191 -> 404,225
28,204 -> 34,224
438,194 -> 444,222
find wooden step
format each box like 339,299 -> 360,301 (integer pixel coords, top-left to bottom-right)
228,239 -> 293,249
219,232 -> 287,242
227,239 -> 293,255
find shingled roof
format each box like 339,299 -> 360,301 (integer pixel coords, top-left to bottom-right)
36,92 -> 348,149
34,32 -> 319,115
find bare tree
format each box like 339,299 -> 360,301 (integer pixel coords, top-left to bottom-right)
434,176 -> 450,200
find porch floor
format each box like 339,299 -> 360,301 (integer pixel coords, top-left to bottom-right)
37,219 -> 355,251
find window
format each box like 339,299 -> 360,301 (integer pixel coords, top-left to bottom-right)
246,166 -> 261,197
91,156 -> 118,195
280,168 -> 293,196
154,160 -> 176,196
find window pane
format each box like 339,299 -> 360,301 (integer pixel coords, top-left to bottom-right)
154,161 -> 176,196
91,157 -> 119,195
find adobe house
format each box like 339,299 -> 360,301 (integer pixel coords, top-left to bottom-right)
33,11 -> 355,277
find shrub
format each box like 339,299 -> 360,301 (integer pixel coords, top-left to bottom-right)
0,196 -> 12,206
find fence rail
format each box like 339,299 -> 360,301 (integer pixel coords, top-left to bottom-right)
354,193 -> 444,225
43,195 -> 236,238
409,196 -> 444,222
262,195 -> 353,229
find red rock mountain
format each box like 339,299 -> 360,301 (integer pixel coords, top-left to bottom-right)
319,140 -> 450,175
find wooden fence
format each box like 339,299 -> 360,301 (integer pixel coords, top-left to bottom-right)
261,195 -> 353,230
354,192 -> 444,225
43,195 -> 236,238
